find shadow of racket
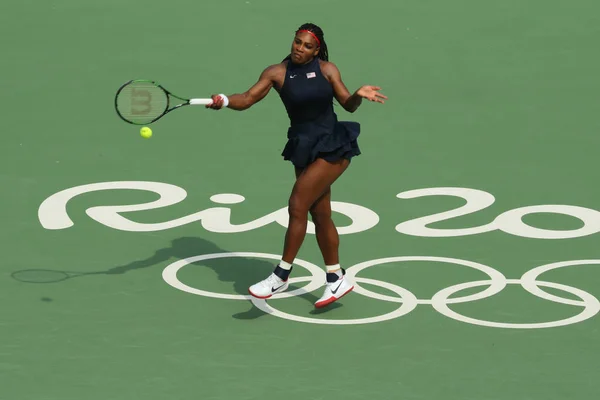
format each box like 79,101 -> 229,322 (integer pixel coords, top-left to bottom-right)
10,269 -> 107,283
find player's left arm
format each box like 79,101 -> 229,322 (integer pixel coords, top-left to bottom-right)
323,62 -> 387,113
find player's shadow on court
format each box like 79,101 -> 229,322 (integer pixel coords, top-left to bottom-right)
105,236 -> 341,319
11,236 -> 340,318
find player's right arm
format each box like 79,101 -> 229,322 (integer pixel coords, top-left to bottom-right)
207,64 -> 282,111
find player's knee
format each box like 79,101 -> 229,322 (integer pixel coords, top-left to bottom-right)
310,207 -> 331,227
288,194 -> 310,219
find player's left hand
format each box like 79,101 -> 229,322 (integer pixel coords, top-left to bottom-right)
357,85 -> 387,103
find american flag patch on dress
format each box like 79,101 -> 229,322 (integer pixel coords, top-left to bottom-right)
306,72 -> 316,78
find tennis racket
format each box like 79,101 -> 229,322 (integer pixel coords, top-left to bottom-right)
114,79 -> 217,125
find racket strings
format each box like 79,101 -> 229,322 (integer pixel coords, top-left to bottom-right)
115,81 -> 169,124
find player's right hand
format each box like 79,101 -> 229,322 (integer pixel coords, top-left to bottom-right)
206,94 -> 224,110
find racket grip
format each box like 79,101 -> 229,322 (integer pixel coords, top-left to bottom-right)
189,98 -> 213,105
190,95 -> 229,107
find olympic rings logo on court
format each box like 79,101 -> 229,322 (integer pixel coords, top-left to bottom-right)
162,252 -> 600,328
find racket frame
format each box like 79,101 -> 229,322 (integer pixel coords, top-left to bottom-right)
114,79 -> 212,125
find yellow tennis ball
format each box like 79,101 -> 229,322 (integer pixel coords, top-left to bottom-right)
140,127 -> 152,138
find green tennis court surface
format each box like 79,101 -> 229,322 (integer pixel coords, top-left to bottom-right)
2,0 -> 600,399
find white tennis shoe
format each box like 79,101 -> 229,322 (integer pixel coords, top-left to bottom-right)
248,272 -> 289,299
314,269 -> 354,308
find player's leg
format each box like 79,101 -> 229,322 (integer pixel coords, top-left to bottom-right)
248,158 -> 350,299
308,185 -> 354,308
310,187 -> 339,265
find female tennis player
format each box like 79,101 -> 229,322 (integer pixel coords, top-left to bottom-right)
207,22 -> 387,308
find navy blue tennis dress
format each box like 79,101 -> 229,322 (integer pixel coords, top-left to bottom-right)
277,56 -> 361,169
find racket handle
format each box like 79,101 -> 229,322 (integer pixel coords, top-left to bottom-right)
189,98 -> 213,105
189,94 -> 229,107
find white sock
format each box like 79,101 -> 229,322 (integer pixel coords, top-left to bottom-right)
326,264 -> 342,276
279,260 -> 292,270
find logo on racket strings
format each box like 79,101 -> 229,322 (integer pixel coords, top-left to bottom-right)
131,88 -> 152,115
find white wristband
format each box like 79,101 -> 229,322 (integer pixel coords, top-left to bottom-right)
218,94 -> 229,107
